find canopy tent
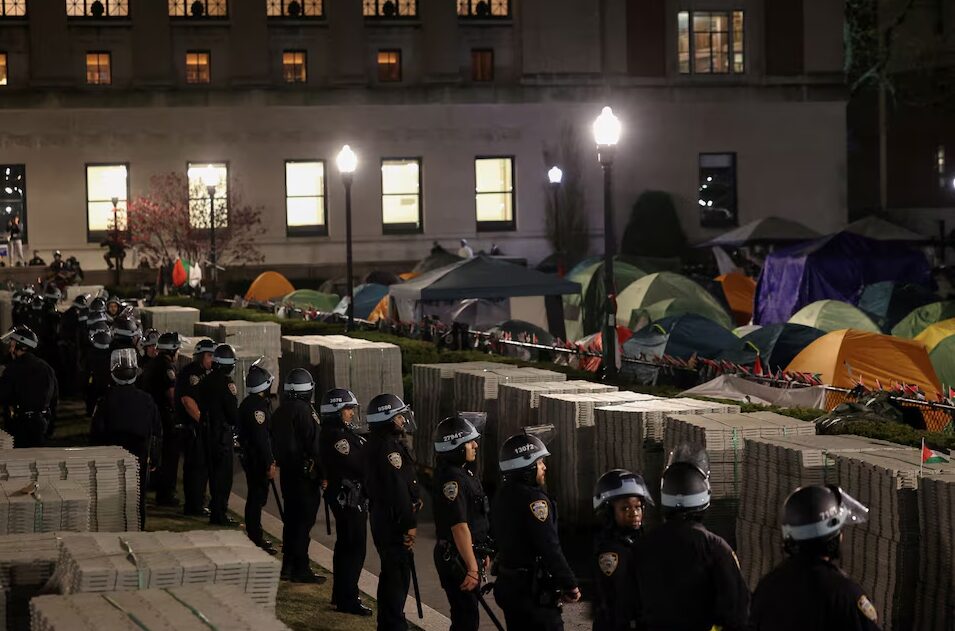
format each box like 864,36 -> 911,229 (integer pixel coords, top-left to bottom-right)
754,232 -> 932,324
450,298 -> 510,328
786,329 -> 941,397
891,301 -> 955,339
282,289 -> 339,312
716,272 -> 757,325
698,216 -> 820,247
412,246 -> 463,274
788,300 -> 880,333
728,323 -> 826,372
562,256 -> 648,341
333,283 -> 390,319
245,271 -> 295,302
857,281 -> 937,332
844,216 -> 929,242
617,272 -> 733,329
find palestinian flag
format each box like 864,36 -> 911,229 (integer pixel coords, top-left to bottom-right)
922,439 -> 949,464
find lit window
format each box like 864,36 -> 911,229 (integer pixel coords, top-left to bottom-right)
267,0 -> 322,17
86,52 -> 111,85
0,1 -> 26,17
678,10 -> 745,75
475,157 -> 515,231
381,159 -> 422,234
457,0 -> 508,17
0,165 -> 27,242
283,50 -> 307,83
187,162 -> 229,228
699,153 -> 737,228
0,53 -> 6,86
938,145 -> 946,189
169,0 -> 227,17
186,51 -> 211,84
86,164 -> 128,239
471,49 -> 493,82
363,0 -> 416,18
377,50 -> 401,82
66,0 -> 128,17
286,161 -> 327,235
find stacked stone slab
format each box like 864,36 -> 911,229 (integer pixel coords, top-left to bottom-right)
30,584 -> 290,631
0,478 -> 89,535
915,472 -> 955,631
194,321 -> 282,395
140,306 -> 200,338
0,533 -> 61,631
0,429 -> 13,450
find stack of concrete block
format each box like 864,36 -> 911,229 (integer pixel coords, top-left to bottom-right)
0,478 -> 89,535
140,306 -> 200,337
0,429 -> 13,450
915,471 -> 955,631
0,532 -> 61,631
194,320 -> 282,394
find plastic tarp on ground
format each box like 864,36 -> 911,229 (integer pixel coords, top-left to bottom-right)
858,281 -> 937,332
716,272 -> 757,325
891,301 -> 955,339
681,375 -> 827,409
754,232 -> 933,324
788,300 -> 881,333
562,256 -> 647,341
617,272 -> 733,330
282,289 -> 339,312
699,216 -> 820,247
786,329 -> 941,397
245,271 -> 294,302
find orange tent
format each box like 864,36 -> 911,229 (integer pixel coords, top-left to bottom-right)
399,271 -> 419,281
368,295 -> 390,323
716,272 -> 756,326
786,329 -> 941,397
245,271 -> 295,302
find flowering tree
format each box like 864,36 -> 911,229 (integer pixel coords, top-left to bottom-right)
126,172 -> 264,267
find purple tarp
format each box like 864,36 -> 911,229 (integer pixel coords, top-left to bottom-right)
754,232 -> 933,325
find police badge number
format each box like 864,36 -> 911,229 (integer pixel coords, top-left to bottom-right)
529,499 -> 549,522
598,552 -> 619,576
254,410 -> 266,424
387,452 -> 402,469
442,481 -> 459,501
189,375 -> 200,386
334,439 -> 350,455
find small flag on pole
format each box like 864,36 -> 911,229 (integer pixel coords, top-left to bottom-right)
922,438 -> 948,467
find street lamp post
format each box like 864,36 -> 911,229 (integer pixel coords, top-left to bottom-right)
110,195 -> 121,287
199,166 -> 221,295
337,145 -> 358,331
547,166 -> 563,275
593,106 -> 622,381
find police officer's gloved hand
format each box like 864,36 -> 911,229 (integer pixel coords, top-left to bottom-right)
561,587 -> 581,603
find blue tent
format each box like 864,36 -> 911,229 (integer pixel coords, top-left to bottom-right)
719,323 -> 826,372
333,283 -> 390,319
858,281 -> 937,332
621,314 -> 742,383
754,232 -> 932,325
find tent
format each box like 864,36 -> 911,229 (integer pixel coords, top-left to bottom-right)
245,271 -> 295,302
450,298 -> 510,328
365,270 -> 402,286
681,375 -> 827,409
786,329 -> 941,397
699,216 -> 820,247
621,314 -> 741,383
739,323 -> 826,372
914,318 -> 955,350
754,232 -> 932,324
915,320 -> 955,389
282,289 -> 339,312
562,257 -> 647,341
788,300 -> 880,333
858,281 -> 937,332
334,283 -> 390,320
891,301 -> 955,339
576,325 -> 634,373
412,246 -> 463,274
617,272 -> 733,329
716,272 -> 757,325
844,216 -> 929,242
734,324 -> 762,337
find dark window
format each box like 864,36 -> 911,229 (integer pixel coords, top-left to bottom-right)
699,153 -> 737,228
185,51 -> 211,84
267,0 -> 322,17
678,10 -> 744,74
377,50 -> 401,82
282,50 -> 307,83
457,0 -> 508,18
381,158 -> 422,234
363,0 -> 415,18
471,49 -> 493,82
86,52 -> 111,85
0,165 -> 27,242
0,1 -> 26,17
66,0 -> 128,17
169,0 -> 227,17
475,156 -> 515,231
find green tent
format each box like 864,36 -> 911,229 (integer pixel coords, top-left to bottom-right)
562,257 -> 647,341
787,300 -> 880,333
927,336 -> 955,390
616,272 -> 733,329
891,301 -> 955,339
282,289 -> 340,312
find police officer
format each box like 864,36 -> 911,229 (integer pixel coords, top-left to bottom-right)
110,313 -> 141,354
237,362 -> 277,554
432,415 -> 491,631
143,332 -> 182,507
58,293 -> 89,397
0,326 -> 58,448
592,469 -> 653,631
270,368 -> 326,584
38,285 -> 61,374
140,328 -> 160,371
751,485 -> 881,630
197,343 -> 239,526
364,393 -> 421,631
632,446 -> 749,630
177,338 -> 215,517
90,349 -> 162,529
492,433 -> 579,631
318,388 -> 371,616
85,329 -> 113,417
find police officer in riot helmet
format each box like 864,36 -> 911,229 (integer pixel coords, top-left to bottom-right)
143,332 -> 183,507
85,328 -> 113,417
632,445 -> 749,631
90,349 -> 162,529
592,469 -> 653,631
432,415 -> 491,631
110,312 -> 141,354
0,326 -> 59,447
364,392 -> 421,631
139,328 -> 160,371
237,361 -> 278,555
196,343 -> 240,526
177,338 -> 215,516
271,368 -> 327,583
492,433 -> 579,631
57,293 -> 89,397
751,485 -> 881,630
318,388 -> 372,616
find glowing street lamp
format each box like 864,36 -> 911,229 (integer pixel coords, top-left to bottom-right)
547,166 -> 564,275
337,145 -> 358,331
593,106 -> 621,380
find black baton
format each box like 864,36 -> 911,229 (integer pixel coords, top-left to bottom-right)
269,478 -> 284,522
408,549 -> 424,619
476,587 -> 505,631
324,492 -> 332,536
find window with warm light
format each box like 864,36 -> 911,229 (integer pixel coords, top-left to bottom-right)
283,51 -> 307,83
86,52 -> 111,85
187,162 -> 229,228
471,49 -> 493,82
86,164 -> 129,241
67,0 -> 128,17
457,0 -> 508,18
0,53 -> 7,86
0,1 -> 26,17
475,157 -> 515,231
286,160 -> 327,236
381,159 -> 422,234
186,51 -> 211,84
699,153 -> 737,228
267,0 -> 322,17
363,0 -> 415,18
377,50 -> 401,82
0,165 -> 27,241
169,0 -> 227,17
678,10 -> 744,74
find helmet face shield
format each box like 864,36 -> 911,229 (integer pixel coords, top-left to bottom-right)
457,412 -> 487,436
835,487 -> 869,528
667,443 -> 710,479
395,408 -> 416,434
345,407 -> 367,434
523,424 -> 557,447
110,348 -> 139,373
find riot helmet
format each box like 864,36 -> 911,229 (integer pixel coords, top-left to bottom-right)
157,332 -> 182,354
212,343 -> 236,374
499,433 -> 549,473
593,469 -> 654,511
4,325 -> 38,352
142,328 -> 160,348
90,329 -> 112,350
660,445 -> 711,516
109,348 -> 139,385
283,368 -> 315,401
366,393 -> 415,433
781,485 -> 869,558
246,361 -> 274,395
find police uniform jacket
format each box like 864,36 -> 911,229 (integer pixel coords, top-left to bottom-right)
270,398 -> 323,476
593,526 -> 640,631
0,352 -> 58,414
91,384 -> 162,464
751,555 -> 881,631
318,417 -> 366,494
632,519 -> 749,631
197,369 -> 239,446
141,354 -> 176,424
238,393 -> 273,475
365,429 -> 419,545
59,306 -> 80,343
433,462 -> 489,545
87,347 -> 112,393
175,360 -> 208,425
491,479 -> 576,590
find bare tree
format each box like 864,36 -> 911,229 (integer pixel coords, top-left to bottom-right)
542,123 -> 589,264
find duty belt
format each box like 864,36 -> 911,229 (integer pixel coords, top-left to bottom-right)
12,408 -> 49,419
